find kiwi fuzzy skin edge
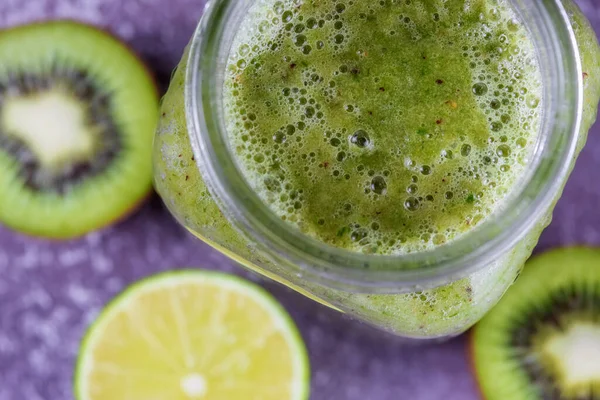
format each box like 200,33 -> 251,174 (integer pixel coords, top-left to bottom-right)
468,327 -> 487,400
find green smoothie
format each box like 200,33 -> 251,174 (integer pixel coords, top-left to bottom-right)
153,0 -> 600,337
224,0 -> 541,254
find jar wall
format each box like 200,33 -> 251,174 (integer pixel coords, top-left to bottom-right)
153,1 -> 600,338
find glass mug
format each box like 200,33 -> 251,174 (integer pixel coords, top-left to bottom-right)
153,0 -> 600,338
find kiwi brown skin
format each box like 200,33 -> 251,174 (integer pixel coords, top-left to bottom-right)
468,328 -> 487,400
0,20 -> 160,239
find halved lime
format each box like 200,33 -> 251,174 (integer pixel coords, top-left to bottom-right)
74,270 -> 310,400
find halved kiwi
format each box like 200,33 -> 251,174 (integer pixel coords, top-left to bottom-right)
471,247 -> 600,400
0,21 -> 158,239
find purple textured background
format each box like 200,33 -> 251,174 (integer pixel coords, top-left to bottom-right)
0,1 -> 598,399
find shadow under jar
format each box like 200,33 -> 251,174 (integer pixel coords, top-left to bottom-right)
153,0 -> 600,339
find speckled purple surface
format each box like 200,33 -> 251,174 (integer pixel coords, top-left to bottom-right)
0,1 -> 599,399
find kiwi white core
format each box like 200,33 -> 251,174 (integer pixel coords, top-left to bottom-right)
1,89 -> 96,168
542,322 -> 600,388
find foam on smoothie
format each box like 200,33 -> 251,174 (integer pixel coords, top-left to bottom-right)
223,0 -> 542,255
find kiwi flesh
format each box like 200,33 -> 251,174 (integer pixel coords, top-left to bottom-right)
0,21 -> 158,238
471,247 -> 600,400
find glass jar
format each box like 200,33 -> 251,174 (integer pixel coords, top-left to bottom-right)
153,0 -> 600,338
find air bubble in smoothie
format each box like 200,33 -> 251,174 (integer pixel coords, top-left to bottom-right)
223,0 -> 541,256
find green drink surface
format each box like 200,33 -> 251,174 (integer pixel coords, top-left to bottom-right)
223,0 -> 542,254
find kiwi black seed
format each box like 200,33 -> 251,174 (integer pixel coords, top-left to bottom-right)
471,248 -> 600,400
0,21 -> 158,238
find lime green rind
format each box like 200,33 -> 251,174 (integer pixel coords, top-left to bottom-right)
472,247 -> 600,400
0,21 -> 158,239
73,269 -> 311,400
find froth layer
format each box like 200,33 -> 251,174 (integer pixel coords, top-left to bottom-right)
223,0 -> 542,254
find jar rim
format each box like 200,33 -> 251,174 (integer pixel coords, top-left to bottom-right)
185,0 -> 583,292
